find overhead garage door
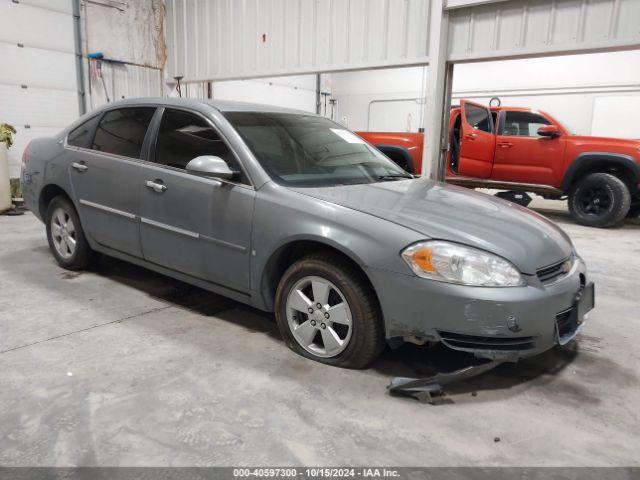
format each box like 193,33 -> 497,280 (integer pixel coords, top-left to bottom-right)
0,0 -> 79,178
165,0 -> 431,82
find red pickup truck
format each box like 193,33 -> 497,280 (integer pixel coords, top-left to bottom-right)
358,100 -> 640,228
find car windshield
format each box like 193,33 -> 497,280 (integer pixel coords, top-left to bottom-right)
224,112 -> 411,187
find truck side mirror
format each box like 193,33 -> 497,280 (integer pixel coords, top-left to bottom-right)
537,125 -> 561,138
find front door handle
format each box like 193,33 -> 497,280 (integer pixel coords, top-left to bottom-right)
464,133 -> 477,141
145,180 -> 167,193
72,162 -> 88,172
498,142 -> 514,148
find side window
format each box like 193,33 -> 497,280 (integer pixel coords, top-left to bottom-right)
92,107 -> 155,158
464,104 -> 492,133
154,109 -> 248,184
67,115 -> 101,148
501,111 -> 550,137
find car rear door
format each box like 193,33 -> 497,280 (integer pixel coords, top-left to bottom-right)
138,107 -> 255,294
458,100 -> 496,178
67,106 -> 156,257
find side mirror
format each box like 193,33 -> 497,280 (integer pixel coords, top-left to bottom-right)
537,125 -> 561,138
185,155 -> 237,180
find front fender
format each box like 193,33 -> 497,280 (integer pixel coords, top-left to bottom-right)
250,182 -> 423,310
562,152 -> 640,192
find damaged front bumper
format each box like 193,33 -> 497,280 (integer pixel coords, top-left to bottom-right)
369,257 -> 594,362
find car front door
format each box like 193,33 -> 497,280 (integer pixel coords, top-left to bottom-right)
67,107 -> 156,257
138,107 -> 255,294
491,110 -> 566,185
458,100 -> 496,178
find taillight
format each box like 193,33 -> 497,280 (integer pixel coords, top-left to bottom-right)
21,142 -> 30,168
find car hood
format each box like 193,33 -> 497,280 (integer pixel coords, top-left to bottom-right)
290,178 -> 573,275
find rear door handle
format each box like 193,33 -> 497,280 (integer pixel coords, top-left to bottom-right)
72,162 -> 88,172
498,142 -> 513,148
145,180 -> 167,193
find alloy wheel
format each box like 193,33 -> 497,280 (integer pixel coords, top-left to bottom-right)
577,185 -> 613,217
51,207 -> 76,259
285,275 -> 353,358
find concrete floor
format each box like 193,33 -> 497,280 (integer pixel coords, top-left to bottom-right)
1,203 -> 639,467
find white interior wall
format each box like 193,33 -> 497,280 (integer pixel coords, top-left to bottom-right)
210,75 -> 319,113
332,50 -> 640,137
0,0 -> 166,179
452,50 -> 640,138
329,66 -> 427,131
0,0 -> 77,178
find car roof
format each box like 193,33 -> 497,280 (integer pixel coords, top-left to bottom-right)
491,106 -> 533,112
452,104 -> 534,113
96,97 -> 314,115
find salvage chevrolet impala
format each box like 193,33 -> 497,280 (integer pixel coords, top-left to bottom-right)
21,99 -> 594,368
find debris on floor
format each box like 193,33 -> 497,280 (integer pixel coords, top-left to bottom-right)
387,359 -> 503,403
1,201 -> 26,216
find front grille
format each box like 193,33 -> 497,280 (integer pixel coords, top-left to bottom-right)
537,258 -> 569,284
438,331 -> 536,351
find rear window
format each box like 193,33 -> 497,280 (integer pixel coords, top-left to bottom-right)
67,115 -> 101,148
92,107 -> 155,158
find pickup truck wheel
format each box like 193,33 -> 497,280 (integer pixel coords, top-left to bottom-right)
45,196 -> 97,270
627,198 -> 640,219
568,173 -> 630,228
275,252 -> 385,369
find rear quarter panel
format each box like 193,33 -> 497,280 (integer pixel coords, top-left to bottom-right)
21,134 -> 72,220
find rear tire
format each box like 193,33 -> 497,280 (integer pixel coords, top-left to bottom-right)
627,197 -> 640,219
45,195 -> 97,270
568,173 -> 630,228
275,252 -> 385,369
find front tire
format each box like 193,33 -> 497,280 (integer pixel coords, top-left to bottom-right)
45,195 -> 96,270
627,196 -> 640,219
275,252 -> 385,369
568,173 -> 630,228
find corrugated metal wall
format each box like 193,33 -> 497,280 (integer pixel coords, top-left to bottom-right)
165,0 -> 432,82
88,62 -> 163,109
447,0 -> 640,62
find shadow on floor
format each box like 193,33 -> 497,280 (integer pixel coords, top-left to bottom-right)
93,255 -> 283,340
85,256 -> 581,401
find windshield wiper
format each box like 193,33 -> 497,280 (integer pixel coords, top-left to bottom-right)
377,173 -> 414,181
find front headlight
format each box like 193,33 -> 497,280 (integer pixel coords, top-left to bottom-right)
401,240 -> 526,287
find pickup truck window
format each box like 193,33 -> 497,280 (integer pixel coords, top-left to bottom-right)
465,104 -> 492,133
225,112 -> 407,187
501,111 -> 550,137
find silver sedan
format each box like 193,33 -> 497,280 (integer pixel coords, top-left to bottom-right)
21,98 -> 594,368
